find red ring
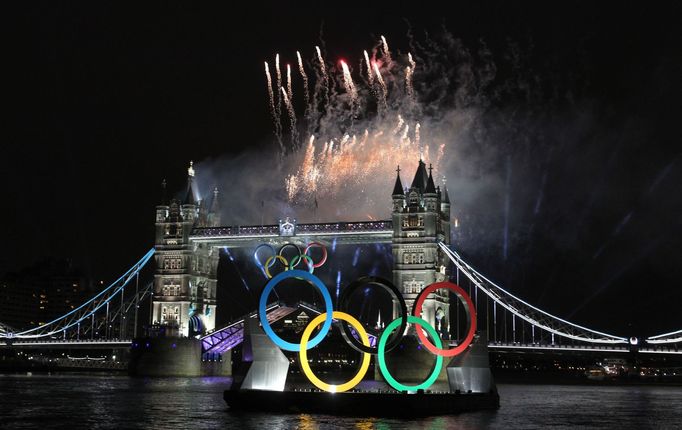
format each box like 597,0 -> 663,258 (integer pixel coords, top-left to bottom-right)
412,281 -> 476,357
304,242 -> 328,268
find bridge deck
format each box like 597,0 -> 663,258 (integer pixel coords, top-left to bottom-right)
190,220 -> 393,245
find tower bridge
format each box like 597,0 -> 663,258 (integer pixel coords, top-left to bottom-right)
1,160 -> 681,368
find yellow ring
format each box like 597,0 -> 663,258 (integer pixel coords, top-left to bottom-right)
264,255 -> 289,279
299,311 -> 371,393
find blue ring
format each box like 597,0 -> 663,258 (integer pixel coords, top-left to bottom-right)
254,244 -> 276,268
259,270 -> 333,351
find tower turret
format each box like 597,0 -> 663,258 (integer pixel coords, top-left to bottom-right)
440,178 -> 452,240
155,179 -> 169,224
424,164 -> 438,212
207,187 -> 221,227
392,166 -> 405,212
181,161 -> 197,222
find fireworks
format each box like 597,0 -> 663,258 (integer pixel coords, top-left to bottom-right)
340,60 -> 357,103
296,51 -> 310,108
315,45 -> 327,83
267,36 -> 445,205
281,86 -> 297,145
275,53 -> 282,110
380,35 -> 391,66
405,53 -> 416,99
373,62 -> 388,109
363,50 -> 373,85
264,61 -> 283,151
286,64 -> 293,102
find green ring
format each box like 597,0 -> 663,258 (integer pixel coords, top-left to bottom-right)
378,315 -> 443,392
288,254 -> 314,273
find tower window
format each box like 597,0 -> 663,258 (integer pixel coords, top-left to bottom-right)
164,257 -> 182,270
404,280 -> 424,294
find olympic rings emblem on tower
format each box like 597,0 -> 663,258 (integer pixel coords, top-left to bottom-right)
253,242 -> 328,278
253,242 -> 478,393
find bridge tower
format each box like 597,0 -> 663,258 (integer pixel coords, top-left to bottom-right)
391,160 -> 451,337
152,162 -> 220,337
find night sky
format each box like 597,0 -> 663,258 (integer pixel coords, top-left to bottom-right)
3,3 -> 680,336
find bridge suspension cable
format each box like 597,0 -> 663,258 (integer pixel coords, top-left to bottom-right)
0,248 -> 155,340
438,242 -> 629,345
646,329 -> 682,345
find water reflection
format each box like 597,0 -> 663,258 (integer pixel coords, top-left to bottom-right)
1,374 -> 681,429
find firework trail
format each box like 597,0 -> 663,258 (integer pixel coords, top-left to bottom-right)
264,61 -> 283,151
296,51 -> 310,112
393,115 -> 405,134
363,50 -> 373,85
373,62 -> 388,109
406,53 -> 416,99
281,86 -> 298,146
340,60 -> 358,104
381,35 -> 392,66
315,45 -> 330,108
315,46 -> 327,82
275,53 -> 282,114
408,52 -> 416,71
286,64 -> 293,102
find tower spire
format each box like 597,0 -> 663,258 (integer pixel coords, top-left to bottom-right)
425,163 -> 437,194
160,179 -> 168,205
392,165 -> 404,196
183,161 -> 196,205
411,159 -> 429,191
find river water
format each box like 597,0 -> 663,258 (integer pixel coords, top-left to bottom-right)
0,374 -> 681,429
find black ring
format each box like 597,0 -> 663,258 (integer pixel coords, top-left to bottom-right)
278,243 -> 301,262
338,276 -> 408,355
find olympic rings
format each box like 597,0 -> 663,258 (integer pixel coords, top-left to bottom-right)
253,244 -> 276,268
304,242 -> 328,268
412,281 -> 477,357
299,311 -> 371,393
264,255 -> 289,279
377,315 -> 444,392
338,276 -> 407,354
253,245 -> 477,393
259,270 -> 334,351
278,243 -> 302,261
255,242 -> 328,277
289,254 -> 314,273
